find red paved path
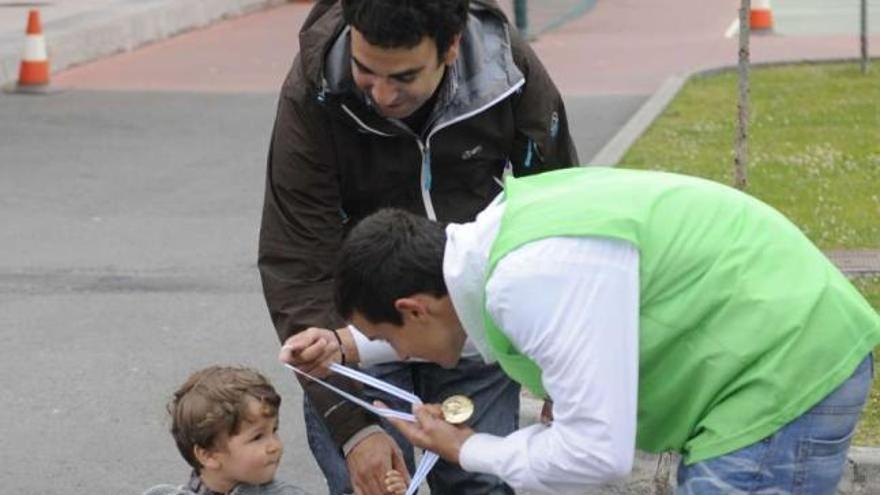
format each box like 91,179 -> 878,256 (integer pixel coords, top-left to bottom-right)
55,0 -> 879,96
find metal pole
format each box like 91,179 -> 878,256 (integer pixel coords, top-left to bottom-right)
861,0 -> 869,74
734,0 -> 750,190
514,0 -> 528,37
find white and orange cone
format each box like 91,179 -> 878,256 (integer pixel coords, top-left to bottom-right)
6,9 -> 55,93
750,0 -> 775,31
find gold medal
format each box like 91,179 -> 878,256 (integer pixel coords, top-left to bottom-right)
441,394 -> 474,425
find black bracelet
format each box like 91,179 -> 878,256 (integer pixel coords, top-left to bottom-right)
332,330 -> 346,366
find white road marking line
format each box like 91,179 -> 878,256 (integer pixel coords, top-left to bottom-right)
725,18 -> 740,39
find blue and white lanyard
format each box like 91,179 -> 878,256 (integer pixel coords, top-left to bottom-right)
284,362 -> 440,495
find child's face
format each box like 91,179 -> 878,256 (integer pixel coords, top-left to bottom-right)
213,398 -> 283,487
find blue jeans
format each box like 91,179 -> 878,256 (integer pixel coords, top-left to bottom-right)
304,357 -> 519,494
677,353 -> 873,494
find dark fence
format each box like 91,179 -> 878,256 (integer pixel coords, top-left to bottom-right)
507,0 -> 597,37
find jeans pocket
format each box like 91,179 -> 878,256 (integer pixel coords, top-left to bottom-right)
799,426 -> 856,458
794,427 -> 855,495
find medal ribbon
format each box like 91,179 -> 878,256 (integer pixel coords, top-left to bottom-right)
284,361 -> 439,495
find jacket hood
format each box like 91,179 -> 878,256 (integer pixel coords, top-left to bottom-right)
297,0 -> 345,89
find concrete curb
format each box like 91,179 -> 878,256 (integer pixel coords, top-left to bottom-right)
827,250 -> 880,277
587,74 -> 687,168
0,0 -> 291,88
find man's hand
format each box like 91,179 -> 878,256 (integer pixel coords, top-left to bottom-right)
346,431 -> 410,495
381,402 -> 474,465
278,327 -> 342,377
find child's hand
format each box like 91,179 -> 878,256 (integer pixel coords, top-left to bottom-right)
384,469 -> 407,495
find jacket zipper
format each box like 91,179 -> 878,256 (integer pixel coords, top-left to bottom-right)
418,78 -> 525,220
416,140 -> 437,220
342,103 -> 440,219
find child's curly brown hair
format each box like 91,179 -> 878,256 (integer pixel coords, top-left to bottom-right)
168,366 -> 281,472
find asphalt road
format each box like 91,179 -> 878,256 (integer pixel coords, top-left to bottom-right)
0,89 -> 331,492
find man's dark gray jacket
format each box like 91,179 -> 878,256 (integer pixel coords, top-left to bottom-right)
258,0 -> 579,448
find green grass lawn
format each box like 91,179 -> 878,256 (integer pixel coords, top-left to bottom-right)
619,61 -> 880,445
621,62 -> 880,250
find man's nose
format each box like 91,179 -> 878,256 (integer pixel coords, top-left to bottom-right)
371,79 -> 398,107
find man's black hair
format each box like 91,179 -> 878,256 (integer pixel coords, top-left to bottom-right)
335,208 -> 448,325
341,0 -> 470,60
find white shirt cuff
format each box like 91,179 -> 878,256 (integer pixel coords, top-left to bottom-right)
460,433 -> 506,476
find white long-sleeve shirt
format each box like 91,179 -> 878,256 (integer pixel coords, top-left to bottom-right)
448,199 -> 641,494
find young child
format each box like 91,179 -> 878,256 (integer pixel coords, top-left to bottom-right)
143,366 -> 310,495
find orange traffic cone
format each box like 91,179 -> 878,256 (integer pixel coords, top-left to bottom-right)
750,0 -> 774,31
5,9 -> 55,94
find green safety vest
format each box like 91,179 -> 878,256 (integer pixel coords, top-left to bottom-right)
482,167 -> 880,463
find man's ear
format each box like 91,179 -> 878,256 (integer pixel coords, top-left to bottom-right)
194,445 -> 221,471
394,296 -> 428,322
442,33 -> 462,66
